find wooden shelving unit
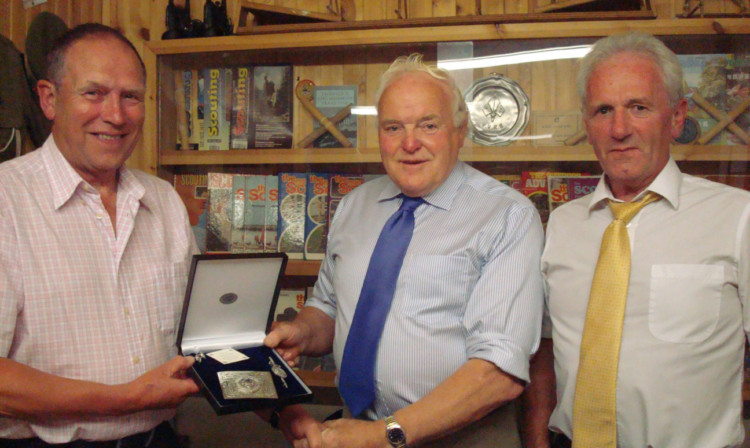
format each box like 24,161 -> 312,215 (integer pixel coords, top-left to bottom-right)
143,15 -> 750,400
159,144 -> 749,166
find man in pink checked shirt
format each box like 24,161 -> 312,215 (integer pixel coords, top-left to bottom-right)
0,24 -> 199,447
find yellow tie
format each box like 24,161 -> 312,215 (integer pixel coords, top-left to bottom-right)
572,192 -> 660,448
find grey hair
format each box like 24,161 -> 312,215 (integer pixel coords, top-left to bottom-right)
576,32 -> 684,108
46,23 -> 145,88
375,53 -> 468,128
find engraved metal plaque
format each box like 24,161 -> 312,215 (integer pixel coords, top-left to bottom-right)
218,371 -> 278,400
464,73 -> 530,146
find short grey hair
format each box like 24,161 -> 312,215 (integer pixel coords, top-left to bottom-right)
576,32 -> 684,108
375,53 -> 468,128
46,23 -> 145,88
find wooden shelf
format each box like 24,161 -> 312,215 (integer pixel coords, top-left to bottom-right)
297,369 -> 337,388
297,370 -> 341,405
284,259 -> 322,277
159,144 -> 750,166
145,18 -> 750,55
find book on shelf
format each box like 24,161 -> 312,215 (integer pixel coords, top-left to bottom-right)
304,173 -> 330,261
277,173 -> 306,259
547,175 -> 599,212
312,85 -> 358,148
264,176 -> 279,252
328,174 -> 365,225
206,172 -> 234,252
492,174 -> 522,191
230,66 -> 253,150
231,175 -> 247,253
273,288 -> 306,324
252,65 -> 293,149
521,171 -> 582,225
202,67 -> 232,150
243,175 -> 268,253
194,69 -> 205,150
174,174 -> 208,253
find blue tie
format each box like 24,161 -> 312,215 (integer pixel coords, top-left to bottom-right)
338,195 -> 424,416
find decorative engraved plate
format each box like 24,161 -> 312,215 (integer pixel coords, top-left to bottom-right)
218,371 -> 278,400
464,73 -> 530,146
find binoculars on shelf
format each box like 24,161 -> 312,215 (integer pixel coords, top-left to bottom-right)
162,0 -> 233,40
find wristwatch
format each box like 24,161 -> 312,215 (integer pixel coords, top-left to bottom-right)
384,415 -> 407,448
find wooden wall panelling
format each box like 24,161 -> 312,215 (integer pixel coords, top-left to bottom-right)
149,0 -> 168,43
8,1 -> 27,50
55,0 -> 74,23
365,59 -> 388,153
407,0 -> 432,18
481,0 -> 505,14
678,0 -> 746,16
434,0 -> 459,17
342,60 -> 367,151
0,1 -> 11,44
505,0 -> 528,13
508,61 -> 531,143
361,1 -> 385,20
384,0 -> 402,20
293,64 -> 322,147
455,0 -> 477,15
554,58 -> 577,111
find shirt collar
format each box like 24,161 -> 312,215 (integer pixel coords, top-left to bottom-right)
377,161 -> 466,210
41,135 -> 147,211
587,156 -> 681,213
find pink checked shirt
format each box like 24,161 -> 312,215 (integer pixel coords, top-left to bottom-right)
0,137 -> 198,442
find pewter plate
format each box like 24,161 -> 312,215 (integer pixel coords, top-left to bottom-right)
464,73 -> 530,146
218,371 -> 278,400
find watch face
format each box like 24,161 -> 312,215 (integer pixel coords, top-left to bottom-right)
387,426 -> 406,444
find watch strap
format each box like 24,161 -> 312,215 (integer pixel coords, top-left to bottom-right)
384,415 -> 407,448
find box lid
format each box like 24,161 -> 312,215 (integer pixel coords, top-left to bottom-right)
177,253 -> 288,354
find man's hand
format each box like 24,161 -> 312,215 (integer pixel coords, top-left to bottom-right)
275,405 -> 325,448
321,418 -> 387,448
264,321 -> 310,367
120,356 -> 199,413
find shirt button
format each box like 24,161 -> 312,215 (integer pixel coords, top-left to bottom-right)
124,308 -> 130,316
133,356 -> 140,365
96,214 -> 103,220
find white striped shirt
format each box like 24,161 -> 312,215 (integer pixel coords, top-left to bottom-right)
0,137 -> 197,442
307,161 -> 545,420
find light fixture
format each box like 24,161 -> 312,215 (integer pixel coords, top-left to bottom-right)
351,106 -> 377,116
437,45 -> 592,71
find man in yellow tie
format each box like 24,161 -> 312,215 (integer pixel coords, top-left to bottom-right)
520,31 -> 750,448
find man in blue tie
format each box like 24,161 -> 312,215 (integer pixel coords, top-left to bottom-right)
264,53 -> 544,448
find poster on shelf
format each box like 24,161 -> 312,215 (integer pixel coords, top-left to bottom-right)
252,65 -> 293,149
312,85 -> 358,148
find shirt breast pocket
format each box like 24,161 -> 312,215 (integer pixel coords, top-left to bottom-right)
147,260 -> 189,337
648,264 -> 723,344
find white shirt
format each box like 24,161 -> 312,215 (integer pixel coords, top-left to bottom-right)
542,157 -> 750,448
0,137 -> 197,442
307,162 -> 545,420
